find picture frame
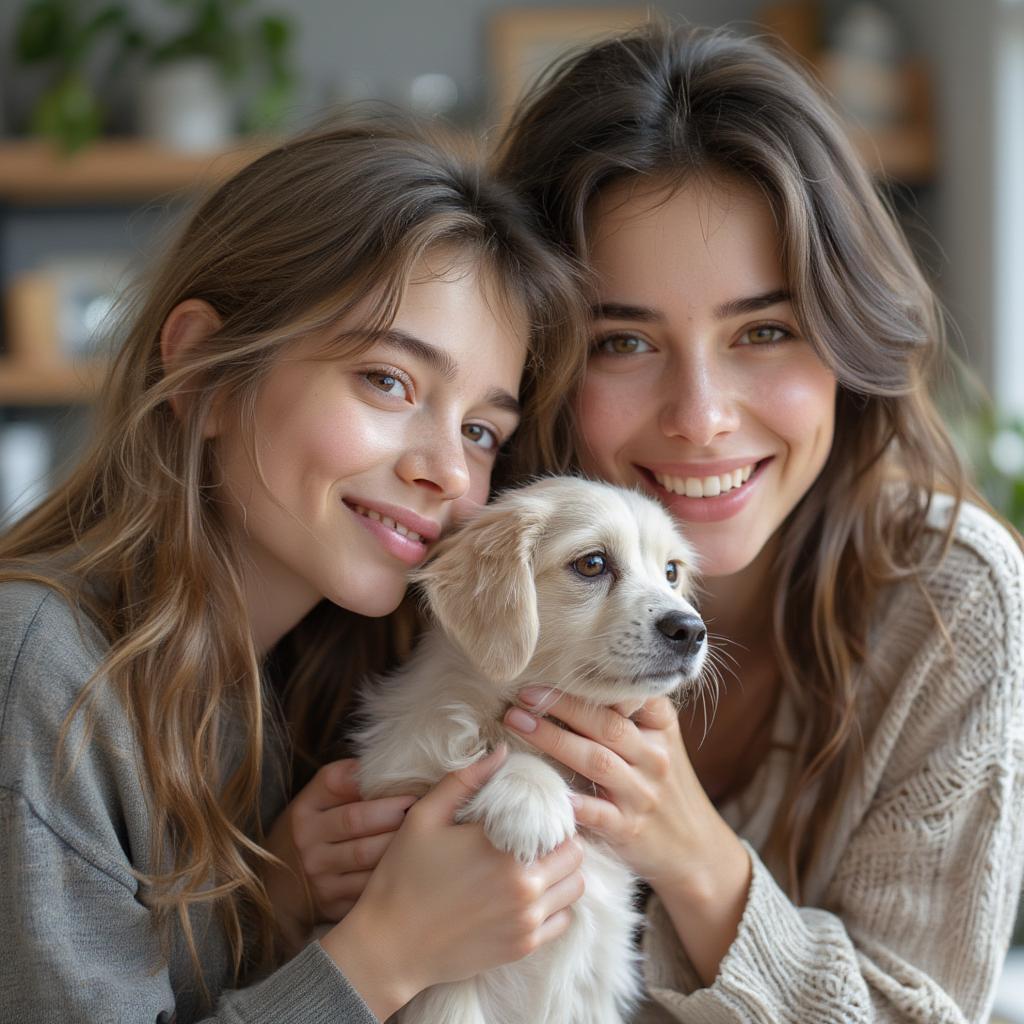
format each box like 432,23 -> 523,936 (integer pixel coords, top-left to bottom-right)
489,7 -> 650,119
6,255 -> 127,366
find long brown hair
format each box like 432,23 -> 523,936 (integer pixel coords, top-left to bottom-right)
494,23 -> 994,900
0,113 -> 587,991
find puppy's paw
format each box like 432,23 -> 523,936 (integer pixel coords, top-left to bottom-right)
456,752 -> 575,863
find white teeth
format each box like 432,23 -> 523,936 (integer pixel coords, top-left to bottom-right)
348,503 -> 423,542
654,462 -> 759,498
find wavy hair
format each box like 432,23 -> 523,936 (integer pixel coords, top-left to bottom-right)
0,113 -> 587,994
494,22 -> 991,900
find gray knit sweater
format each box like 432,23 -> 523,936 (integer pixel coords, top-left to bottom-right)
0,579 -> 376,1023
636,498 -> 1024,1023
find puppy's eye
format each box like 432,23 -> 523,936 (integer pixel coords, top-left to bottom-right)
573,552 -> 608,578
666,560 -> 682,587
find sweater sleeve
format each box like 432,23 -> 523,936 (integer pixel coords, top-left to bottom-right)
0,582 -> 379,1024
639,517 -> 1024,1024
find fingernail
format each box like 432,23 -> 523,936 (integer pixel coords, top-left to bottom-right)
505,707 -> 538,733
568,792 -> 581,808
519,686 -> 553,708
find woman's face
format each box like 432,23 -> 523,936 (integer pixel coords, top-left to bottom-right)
213,257 -> 525,645
578,175 -> 837,579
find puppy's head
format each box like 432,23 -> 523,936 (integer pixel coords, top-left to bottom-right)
413,477 -> 706,701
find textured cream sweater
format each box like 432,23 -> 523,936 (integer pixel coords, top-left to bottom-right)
636,498 -> 1024,1024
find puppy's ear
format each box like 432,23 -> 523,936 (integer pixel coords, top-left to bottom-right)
413,494 -> 551,683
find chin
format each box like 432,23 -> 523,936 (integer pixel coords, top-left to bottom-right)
330,578 -> 408,618
693,540 -> 767,580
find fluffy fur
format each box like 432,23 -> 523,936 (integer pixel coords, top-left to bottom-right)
354,476 -> 708,1024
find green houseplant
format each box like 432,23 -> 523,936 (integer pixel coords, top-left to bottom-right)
134,0 -> 298,149
13,0 -> 131,153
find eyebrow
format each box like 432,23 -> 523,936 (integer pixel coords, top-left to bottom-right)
374,329 -> 522,417
591,289 -> 792,324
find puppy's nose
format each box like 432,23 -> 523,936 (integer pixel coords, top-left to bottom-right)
656,612 -> 706,656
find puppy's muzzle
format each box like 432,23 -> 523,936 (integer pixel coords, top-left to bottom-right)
656,611 -> 707,657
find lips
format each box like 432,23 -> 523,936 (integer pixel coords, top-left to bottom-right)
341,497 -> 442,567
639,458 -> 772,523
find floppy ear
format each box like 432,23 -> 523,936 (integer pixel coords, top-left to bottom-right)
412,493 -> 553,683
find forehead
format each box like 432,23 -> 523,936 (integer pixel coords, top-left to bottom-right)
537,484 -> 694,565
587,174 -> 785,308
414,247 -> 531,345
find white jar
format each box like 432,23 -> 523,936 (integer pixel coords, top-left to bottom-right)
138,58 -> 236,153
0,422 -> 52,527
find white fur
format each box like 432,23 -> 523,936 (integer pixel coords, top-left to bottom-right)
354,477 -> 707,1024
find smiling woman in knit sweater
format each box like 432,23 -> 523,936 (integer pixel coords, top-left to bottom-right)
494,23 -> 1024,1023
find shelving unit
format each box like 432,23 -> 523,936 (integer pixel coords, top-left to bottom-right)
0,139 -> 264,204
0,138 -> 267,405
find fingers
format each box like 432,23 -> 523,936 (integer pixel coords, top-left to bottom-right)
631,695 -> 679,731
416,745 -> 508,823
314,869 -> 375,920
534,848 -> 585,921
303,830 -> 398,877
318,795 -> 417,843
534,836 -> 584,888
516,688 -> 647,764
529,907 -> 574,952
307,759 -> 362,811
568,791 -> 623,836
504,705 -> 630,794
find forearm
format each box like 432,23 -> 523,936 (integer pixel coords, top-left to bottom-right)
319,903 -> 418,1022
651,815 -> 752,987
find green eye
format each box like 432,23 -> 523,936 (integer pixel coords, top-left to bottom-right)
573,552 -> 608,578
666,560 -> 682,586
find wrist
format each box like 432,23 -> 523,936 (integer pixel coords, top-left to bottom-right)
652,823 -> 752,987
319,901 -> 420,1020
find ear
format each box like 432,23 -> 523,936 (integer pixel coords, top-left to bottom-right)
412,493 -> 553,683
159,298 -> 223,437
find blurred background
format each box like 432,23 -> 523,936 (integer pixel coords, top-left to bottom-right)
0,0 -> 1022,1015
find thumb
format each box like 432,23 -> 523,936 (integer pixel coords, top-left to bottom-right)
632,695 -> 679,731
419,744 -> 508,823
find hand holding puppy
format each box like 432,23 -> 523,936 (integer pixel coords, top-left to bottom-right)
505,690 -> 751,985
321,747 -> 585,1020
262,757 -> 418,947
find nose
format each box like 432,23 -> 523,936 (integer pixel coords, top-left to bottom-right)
656,611 -> 707,656
658,352 -> 740,446
396,423 -> 471,501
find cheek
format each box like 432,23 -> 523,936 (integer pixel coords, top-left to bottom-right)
451,468 -> 492,525
576,374 -> 636,477
753,360 -> 836,458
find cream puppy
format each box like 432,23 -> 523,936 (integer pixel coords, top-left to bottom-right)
355,476 -> 707,1024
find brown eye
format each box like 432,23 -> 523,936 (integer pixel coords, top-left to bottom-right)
594,334 -> 652,356
666,560 -> 682,586
573,552 -> 608,578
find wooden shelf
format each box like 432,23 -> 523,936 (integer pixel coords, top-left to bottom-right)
0,138 -> 268,204
0,360 -> 105,405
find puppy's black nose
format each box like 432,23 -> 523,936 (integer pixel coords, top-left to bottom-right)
656,612 -> 706,655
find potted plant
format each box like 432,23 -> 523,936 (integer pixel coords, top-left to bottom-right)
135,0 -> 297,152
13,0 -> 131,154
